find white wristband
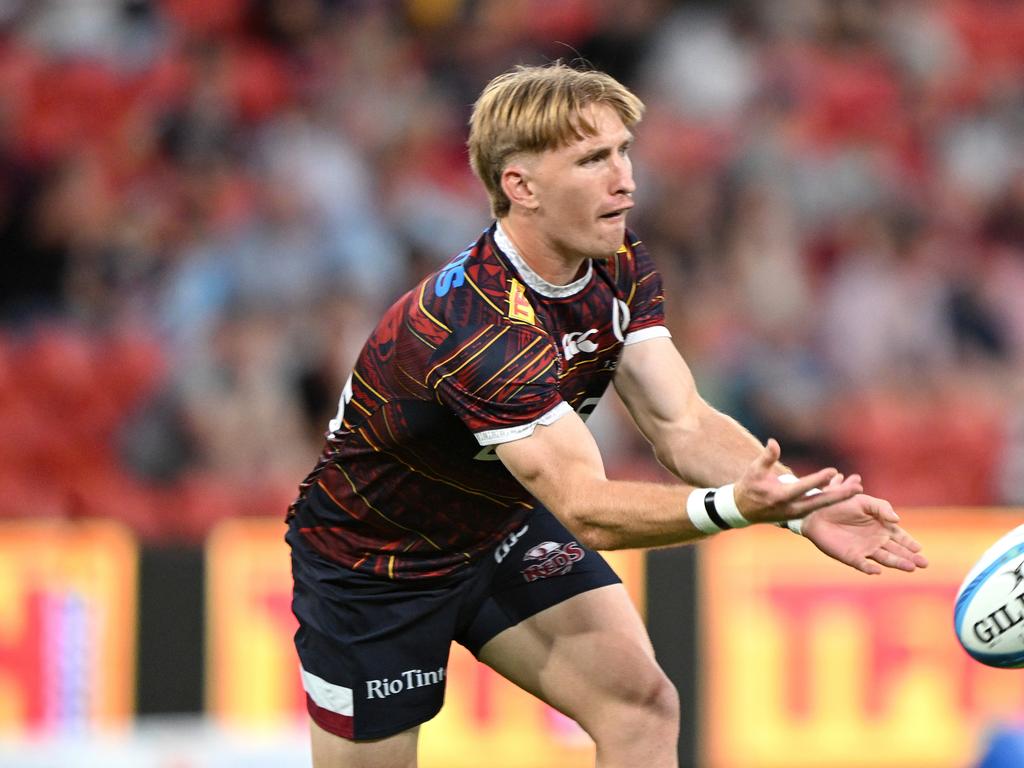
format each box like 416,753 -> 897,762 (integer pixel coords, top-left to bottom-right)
775,473 -> 818,535
777,518 -> 804,535
686,484 -> 750,535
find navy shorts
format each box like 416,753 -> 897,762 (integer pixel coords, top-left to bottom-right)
287,506 -> 621,740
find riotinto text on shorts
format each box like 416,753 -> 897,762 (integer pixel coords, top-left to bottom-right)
365,667 -> 446,700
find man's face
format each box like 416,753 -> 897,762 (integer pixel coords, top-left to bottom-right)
519,103 -> 636,261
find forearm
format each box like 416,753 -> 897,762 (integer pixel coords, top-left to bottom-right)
614,338 -> 787,487
550,477 -> 705,551
496,412 -> 857,552
652,400 -> 788,487
494,412 -> 716,550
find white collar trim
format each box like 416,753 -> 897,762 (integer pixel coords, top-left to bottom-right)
494,222 -> 592,299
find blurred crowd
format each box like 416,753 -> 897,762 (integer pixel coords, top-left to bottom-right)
1,0 -> 1023,541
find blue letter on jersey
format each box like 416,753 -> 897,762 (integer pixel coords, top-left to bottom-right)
435,250 -> 471,297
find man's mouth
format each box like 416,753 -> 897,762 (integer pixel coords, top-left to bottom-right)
599,206 -> 632,220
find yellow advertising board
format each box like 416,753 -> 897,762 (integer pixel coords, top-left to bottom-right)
206,519 -> 305,723
0,520 -> 136,733
205,518 -> 644,767
701,508 -> 1024,768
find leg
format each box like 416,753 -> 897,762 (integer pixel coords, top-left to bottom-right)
310,719 -> 419,768
478,583 -> 680,768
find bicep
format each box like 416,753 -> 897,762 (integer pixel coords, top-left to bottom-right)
613,336 -> 704,444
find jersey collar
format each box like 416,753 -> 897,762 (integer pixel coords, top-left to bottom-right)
493,221 -> 593,299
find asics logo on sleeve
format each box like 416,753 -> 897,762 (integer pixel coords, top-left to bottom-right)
562,329 -> 598,361
435,249 -> 471,297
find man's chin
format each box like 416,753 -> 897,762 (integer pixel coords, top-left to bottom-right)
594,228 -> 626,261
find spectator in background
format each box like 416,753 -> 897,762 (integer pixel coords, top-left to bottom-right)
1,0 -> 1023,542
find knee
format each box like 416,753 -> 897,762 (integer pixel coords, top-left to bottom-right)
615,663 -> 680,733
586,664 -> 679,759
642,668 -> 681,729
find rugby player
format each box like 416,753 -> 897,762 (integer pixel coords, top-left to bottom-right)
286,62 -> 929,768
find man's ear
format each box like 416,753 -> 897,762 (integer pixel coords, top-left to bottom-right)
501,161 -> 539,211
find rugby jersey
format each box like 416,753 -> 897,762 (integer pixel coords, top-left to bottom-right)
288,222 -> 668,580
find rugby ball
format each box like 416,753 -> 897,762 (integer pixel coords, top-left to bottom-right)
955,523 -> 1024,667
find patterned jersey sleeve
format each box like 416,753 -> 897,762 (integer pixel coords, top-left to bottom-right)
622,238 -> 672,346
427,323 -> 571,446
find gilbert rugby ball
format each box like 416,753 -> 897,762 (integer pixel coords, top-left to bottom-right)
955,523 -> 1024,668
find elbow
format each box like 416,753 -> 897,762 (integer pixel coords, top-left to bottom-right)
573,524 -> 610,552
553,503 -> 620,552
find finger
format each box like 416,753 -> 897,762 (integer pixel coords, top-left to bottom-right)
828,473 -> 845,488
788,475 -> 864,514
834,547 -> 883,575
888,526 -> 929,567
758,439 -> 782,471
850,557 -> 883,576
781,467 -> 842,499
879,539 -> 920,563
866,498 -> 900,524
890,526 -> 923,553
868,547 -> 917,572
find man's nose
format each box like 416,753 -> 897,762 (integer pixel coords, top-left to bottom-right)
613,155 -> 635,196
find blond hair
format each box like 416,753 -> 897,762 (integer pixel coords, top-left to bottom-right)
468,63 -> 645,218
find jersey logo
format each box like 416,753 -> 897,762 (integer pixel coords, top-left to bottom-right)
612,298 -> 630,342
562,329 -> 598,361
494,524 -> 530,564
507,279 -> 535,324
435,248 -> 471,297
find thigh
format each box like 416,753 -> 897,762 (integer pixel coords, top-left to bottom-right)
476,583 -> 666,730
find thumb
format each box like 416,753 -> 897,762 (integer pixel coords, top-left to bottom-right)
758,439 -> 781,470
873,498 -> 900,524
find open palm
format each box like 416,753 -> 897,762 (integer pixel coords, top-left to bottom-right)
801,490 -> 929,575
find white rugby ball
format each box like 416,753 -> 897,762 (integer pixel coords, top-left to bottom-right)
955,523 -> 1024,668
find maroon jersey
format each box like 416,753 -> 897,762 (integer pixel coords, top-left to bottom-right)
289,223 -> 669,581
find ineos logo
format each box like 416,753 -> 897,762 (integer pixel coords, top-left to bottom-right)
562,329 -> 598,361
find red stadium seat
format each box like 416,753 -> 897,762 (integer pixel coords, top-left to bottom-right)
63,464 -> 164,540
95,330 -> 168,408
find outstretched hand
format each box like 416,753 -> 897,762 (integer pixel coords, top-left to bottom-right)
732,440 -> 928,575
733,439 -> 863,524
801,475 -> 929,575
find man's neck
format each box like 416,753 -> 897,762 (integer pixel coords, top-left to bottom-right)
498,215 -> 585,286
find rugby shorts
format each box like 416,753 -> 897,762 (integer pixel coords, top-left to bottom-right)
287,504 -> 621,740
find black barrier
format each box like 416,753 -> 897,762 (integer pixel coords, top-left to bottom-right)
136,545 -> 206,714
646,546 -> 700,768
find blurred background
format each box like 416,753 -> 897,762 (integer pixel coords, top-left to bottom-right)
1,0 -> 1023,766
